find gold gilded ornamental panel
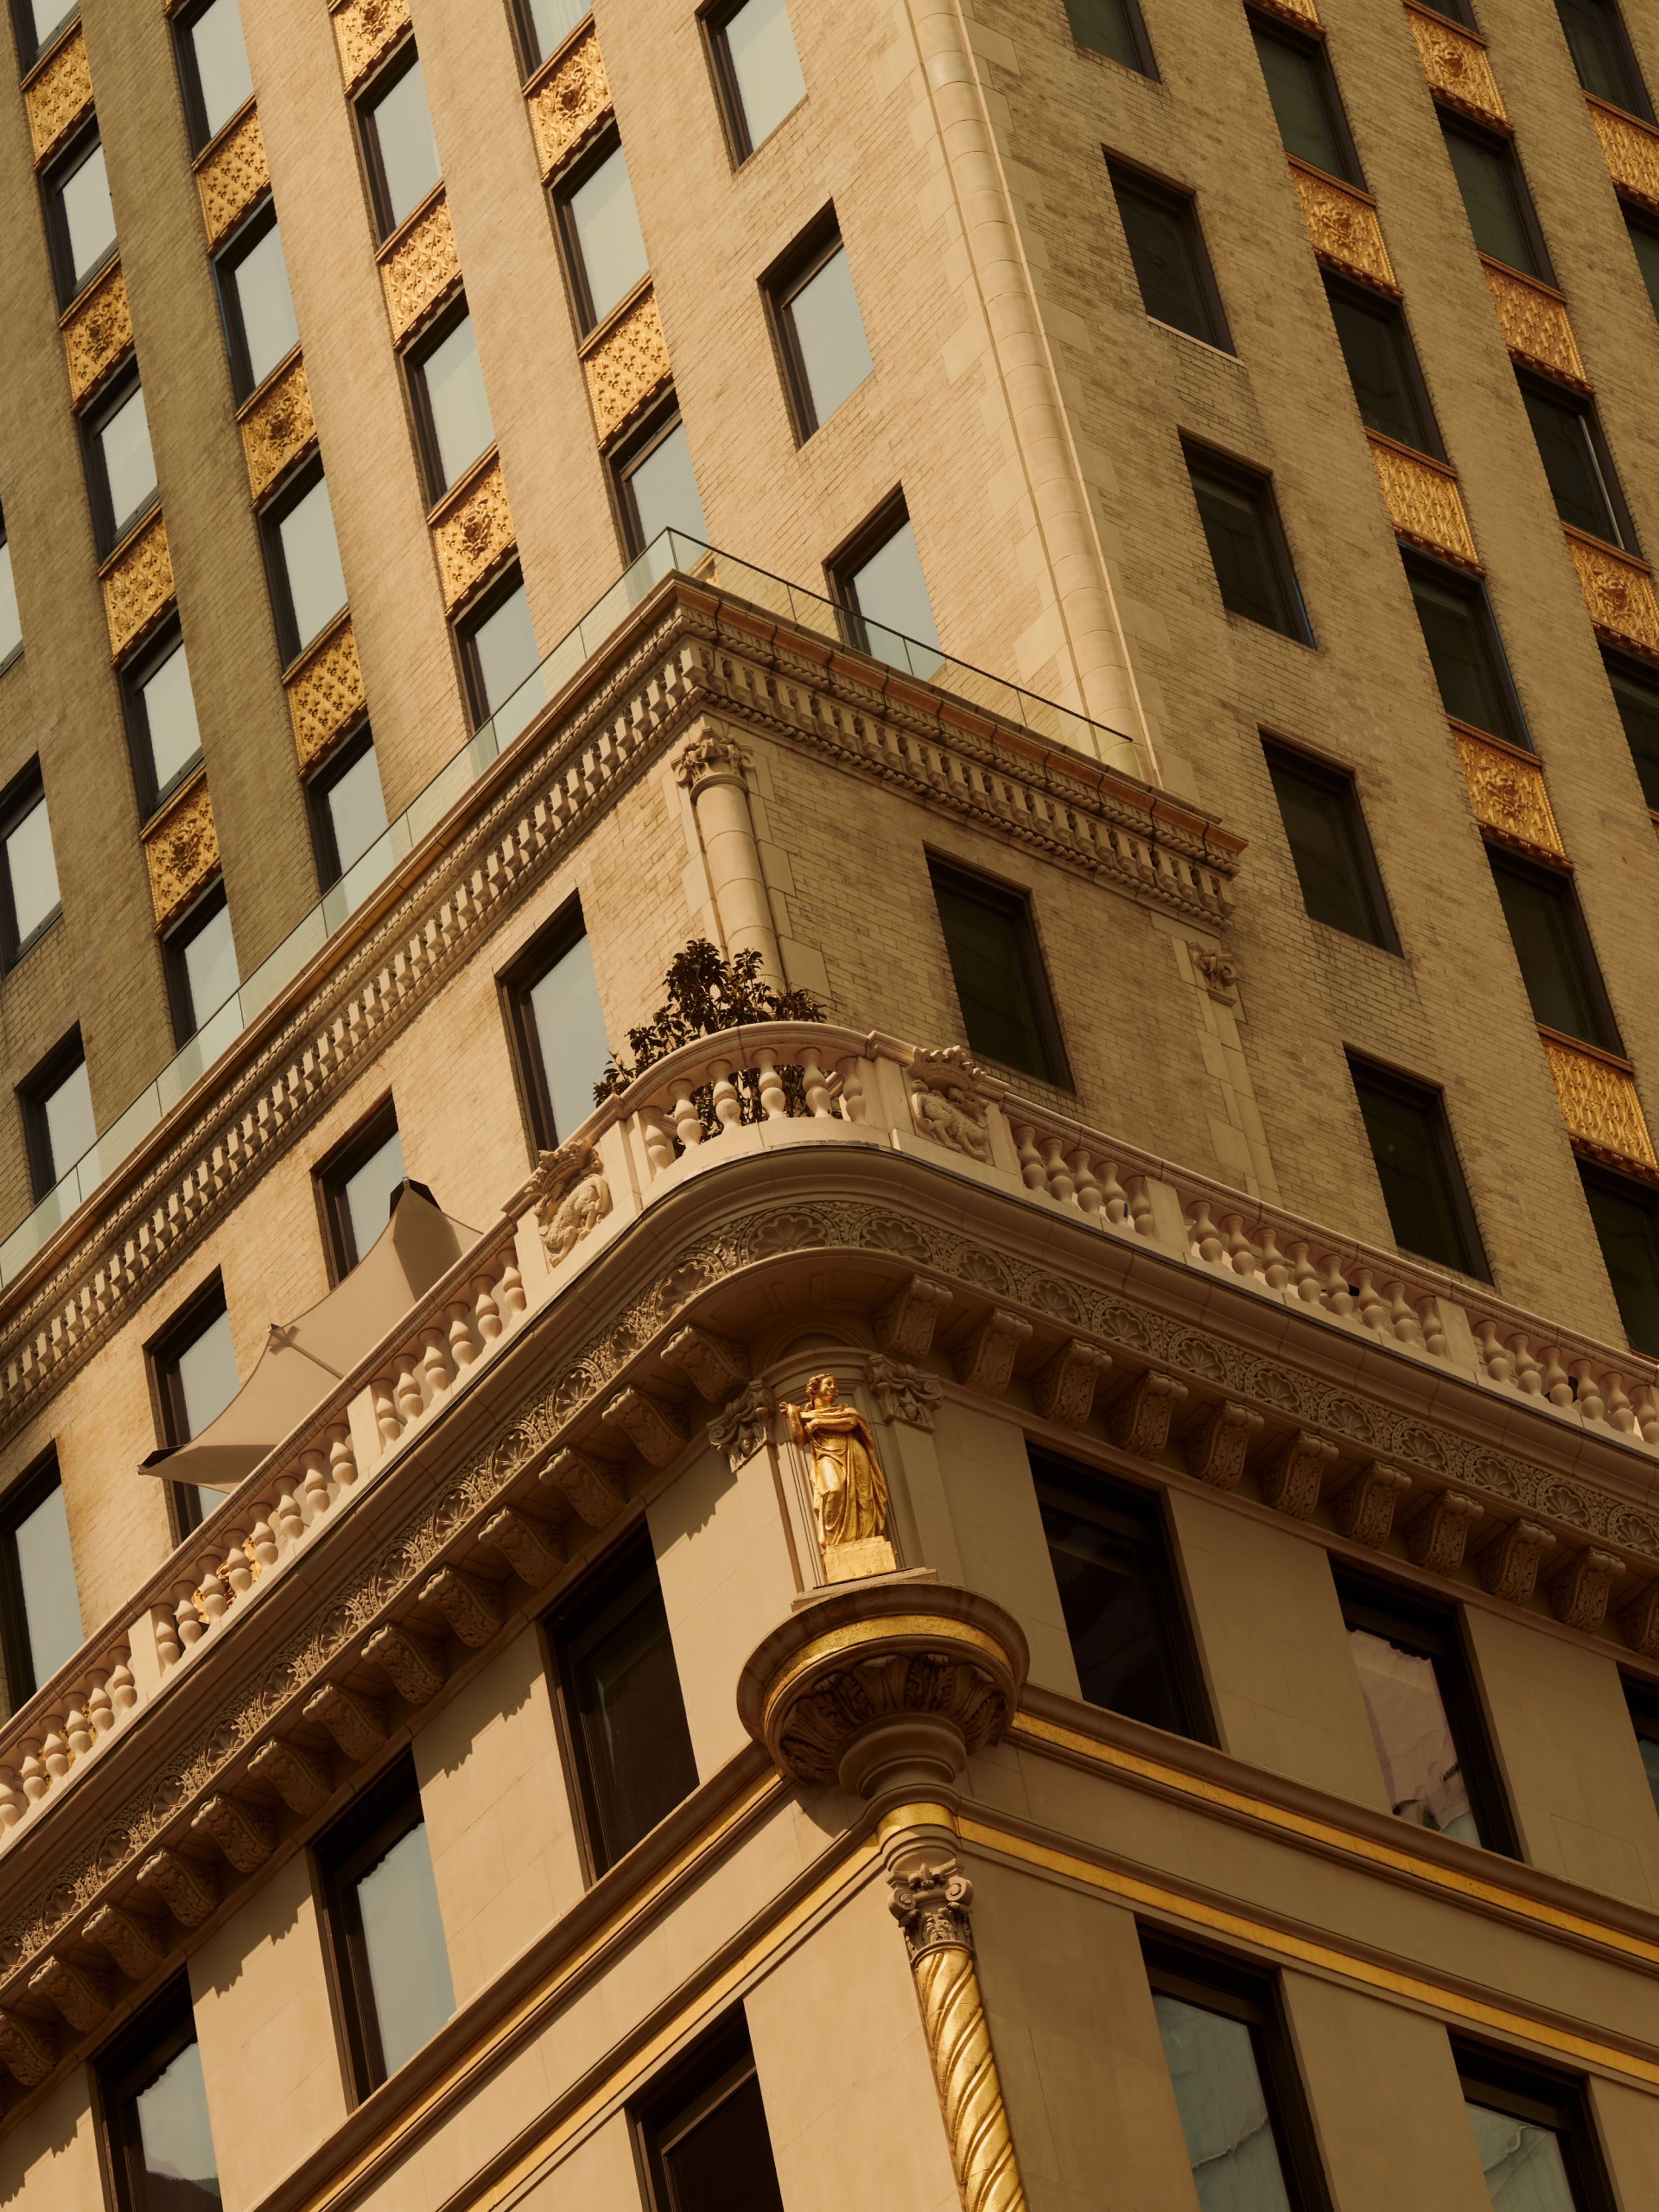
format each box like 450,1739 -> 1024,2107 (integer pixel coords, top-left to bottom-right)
583,286 -> 672,445
285,614 -> 366,771
24,23 -> 92,165
1480,258 -> 1588,387
528,25 -> 611,178
1288,161 -> 1398,293
239,354 -> 316,502
1249,0 -> 1319,23
332,0 -> 413,90
1451,727 -> 1565,859
1587,97 -> 1659,212
101,512 -> 176,662
1404,5 -> 1506,129
196,106 -> 270,248
1366,434 -> 1479,568
1566,530 -> 1659,658
62,261 -> 133,407
144,777 -> 220,931
432,454 -> 515,609
380,191 -> 462,346
1542,1033 -> 1657,1171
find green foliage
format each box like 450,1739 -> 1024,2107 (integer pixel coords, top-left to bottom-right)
595,938 -> 824,1103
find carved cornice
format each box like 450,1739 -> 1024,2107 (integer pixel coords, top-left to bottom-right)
1366,433 -> 1479,568
194,104 -> 269,248
1565,528 -> 1659,659
99,512 -> 175,662
1289,160 -> 1398,293
1404,4 -> 1506,129
1451,724 -> 1565,861
60,260 -> 132,407
583,285 -> 672,445
284,612 -> 366,772
1480,258 -> 1589,389
527,23 -> 611,179
238,352 -> 316,502
143,777 -> 220,931
379,188 -> 462,346
23,21 -> 92,165
431,451 -> 515,611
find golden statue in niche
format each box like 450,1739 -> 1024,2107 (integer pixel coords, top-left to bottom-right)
782,1372 -> 897,1582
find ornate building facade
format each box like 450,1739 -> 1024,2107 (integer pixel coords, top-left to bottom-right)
2,0 -> 1659,2207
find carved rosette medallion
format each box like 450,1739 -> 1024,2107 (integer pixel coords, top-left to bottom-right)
1587,97 -> 1659,212
583,287 -> 673,446
1288,162 -> 1398,292
529,26 -> 613,178
239,354 -> 316,502
101,512 -> 176,662
145,779 -> 220,931
331,0 -> 413,90
1565,531 -> 1659,659
1480,259 -> 1588,388
380,190 -> 462,346
195,106 -> 270,248
1366,435 -> 1479,569
62,261 -> 133,406
1404,5 -> 1506,127
1451,727 -> 1565,859
432,454 -> 516,610
1540,1034 -> 1658,1172
24,23 -> 92,165
285,614 -> 367,771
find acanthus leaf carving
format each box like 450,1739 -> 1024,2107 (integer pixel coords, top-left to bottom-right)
1479,1519 -> 1558,1605
361,1623 -> 447,1704
248,1737 -> 331,1817
867,1353 -> 944,1432
1031,1339 -> 1110,1429
953,1308 -> 1031,1398
1548,1548 -> 1625,1633
709,1382 -> 777,1471
662,1324 -> 748,1401
875,1274 -> 954,1359
419,1564 -> 506,1648
478,1505 -> 565,1586
1185,1400 -> 1265,1491
543,1445 -> 627,1525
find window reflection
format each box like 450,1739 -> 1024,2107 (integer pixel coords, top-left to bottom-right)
1465,2099 -> 1577,2212
1348,1625 -> 1477,1841
1153,1992 -> 1294,2212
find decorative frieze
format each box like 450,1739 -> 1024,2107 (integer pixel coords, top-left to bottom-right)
143,777 -> 220,931
1480,258 -> 1588,388
1451,726 -> 1565,861
238,352 -> 315,502
100,510 -> 175,661
1289,161 -> 1398,293
528,23 -> 611,178
432,451 -> 516,610
1540,1031 -> 1658,1171
195,105 -> 270,248
583,285 -> 672,445
331,0 -> 412,91
1566,530 -> 1659,658
24,22 -> 92,165
285,613 -> 367,772
61,261 -> 133,407
379,188 -> 461,346
1586,94 -> 1659,212
1366,433 -> 1479,567
1404,4 -> 1506,129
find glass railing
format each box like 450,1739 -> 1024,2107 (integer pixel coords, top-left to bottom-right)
0,533 -> 1141,1288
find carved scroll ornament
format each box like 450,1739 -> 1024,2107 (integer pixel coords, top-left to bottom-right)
536,1146 -> 612,1264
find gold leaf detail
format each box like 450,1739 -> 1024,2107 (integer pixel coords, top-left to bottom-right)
331,0 -> 413,91
1587,96 -> 1659,212
1481,258 -> 1588,387
144,778 -> 220,931
1251,0 -> 1320,21
528,27 -> 612,178
583,287 -> 672,445
1451,728 -> 1565,859
1566,530 -> 1659,658
432,456 -> 516,610
379,191 -> 462,346
1366,435 -> 1479,568
1542,1035 -> 1656,1171
101,512 -> 176,662
25,23 -> 93,166
284,615 -> 366,772
239,354 -> 316,503
1288,162 -> 1397,292
195,106 -> 270,248
1404,6 -> 1506,127
61,261 -> 133,407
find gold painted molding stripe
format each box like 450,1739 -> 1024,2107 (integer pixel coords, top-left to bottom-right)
1007,1712 -> 1659,1969
762,1614 -> 1012,1718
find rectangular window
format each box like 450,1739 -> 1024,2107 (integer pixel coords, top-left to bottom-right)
555,135 -> 648,332
1185,445 -> 1310,640
0,1450 -> 82,1707
98,1980 -> 222,2212
1624,1676 -> 1659,1819
151,1274 -> 237,1536
1034,1451 -> 1210,1739
308,728 -> 387,894
502,902 -> 612,1151
12,0 -> 77,71
1348,1055 -> 1488,1278
1325,279 -> 1440,455
1263,740 -> 1396,948
0,764 -> 62,963
43,126 -> 117,305
1519,379 -> 1630,548
317,1755 -> 455,2098
927,855 -> 1070,1086
1457,2046 -> 1616,2212
1143,1937 -> 1331,2212
1064,0 -> 1155,74
1628,213 -> 1659,323
1488,851 -> 1619,1051
1336,1568 -> 1514,1851
766,215 -> 874,439
458,568 -> 541,733
83,370 -> 159,554
316,1100 -> 405,1278
1554,0 -> 1650,118
215,203 -> 299,399
123,622 -> 204,816
830,500 -> 942,678
510,0 -> 588,72
164,884 -> 239,1047
1606,650 -> 1659,812
612,404 -> 708,557
705,0 -> 807,161
1403,553 -> 1526,745
262,463 -> 347,664
1580,1163 -> 1659,1354
0,511 -> 23,669
1442,117 -> 1549,279
20,1031 -> 94,1201
173,0 -> 253,153
407,303 -> 495,501
636,2017 -> 786,2212
549,1538 -> 699,1876
357,44 -> 440,238
1251,15 -> 1358,183
1108,161 -> 1230,349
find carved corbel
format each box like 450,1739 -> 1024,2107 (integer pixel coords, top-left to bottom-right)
0,2010 -> 56,2086
1184,1400 -> 1263,1491
84,1903 -> 167,1982
1620,1580 -> 1659,1659
867,1354 -> 944,1432
419,1564 -> 507,1647
190,1795 -> 275,1874
1108,1370 -> 1188,1461
543,1445 -> 627,1524
1031,1339 -> 1111,1428
249,1737 -> 332,1816
603,1386 -> 687,1467
480,1505 -> 565,1585
1479,1520 -> 1557,1605
875,1274 -> 954,1359
708,1382 -> 776,1471
362,1623 -> 447,1704
661,1325 -> 749,1400
1333,1463 -> 1412,1548
302,1680 -> 389,1762
1406,1489 -> 1483,1576
28,1955 -> 109,2033
1258,1432 -> 1338,1520
134,1848 -> 218,1929
1548,1548 -> 1625,1633
953,1309 -> 1031,1398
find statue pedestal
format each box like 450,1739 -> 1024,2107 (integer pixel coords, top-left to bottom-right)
824,1536 -> 897,1584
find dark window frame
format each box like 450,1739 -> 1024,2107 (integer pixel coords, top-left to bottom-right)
1623,1672 -> 1659,1816
162,878 -> 233,1049
258,455 -> 339,669
1439,110 -> 1555,283
500,894 -> 591,1153
1323,273 -> 1444,459
1454,2041 -> 1618,2211
1141,1931 -> 1334,2212
96,1977 -> 216,2212
121,617 -> 204,822
19,1027 -> 88,1203
609,394 -> 695,559
551,124 -> 640,338
1518,370 -> 1637,553
170,0 -> 254,156
1603,645 -> 1659,817
1183,439 -> 1313,644
11,0 -> 78,75
634,2012 -> 786,2212
1334,1564 -> 1518,1856
40,117 -> 114,310
79,360 -> 157,559
1248,5 -> 1362,186
313,1751 -> 436,2103
1487,844 -> 1622,1055
455,559 -> 531,730
1347,1053 -> 1491,1281
305,723 -> 378,892
1579,1157 -> 1659,1356
0,508 -> 21,678
1062,0 -> 1157,77
403,292 -> 486,508
147,1269 -> 230,1542
212,195 -> 295,403
1106,155 -> 1232,351
352,33 -> 431,244
924,851 -> 1072,1089
313,1094 -> 401,1282
1262,736 -> 1399,952
824,488 -> 929,658
1032,1447 -> 1214,1743
0,758 -> 62,966
699,0 -> 809,164
1555,0 -> 1653,123
1402,548 -> 1529,748
760,204 -> 857,443
0,1444 -> 67,1709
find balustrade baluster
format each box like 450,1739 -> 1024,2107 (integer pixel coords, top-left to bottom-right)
671,1086 -> 703,1149
800,1051 -> 834,1118
709,1060 -> 743,1129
